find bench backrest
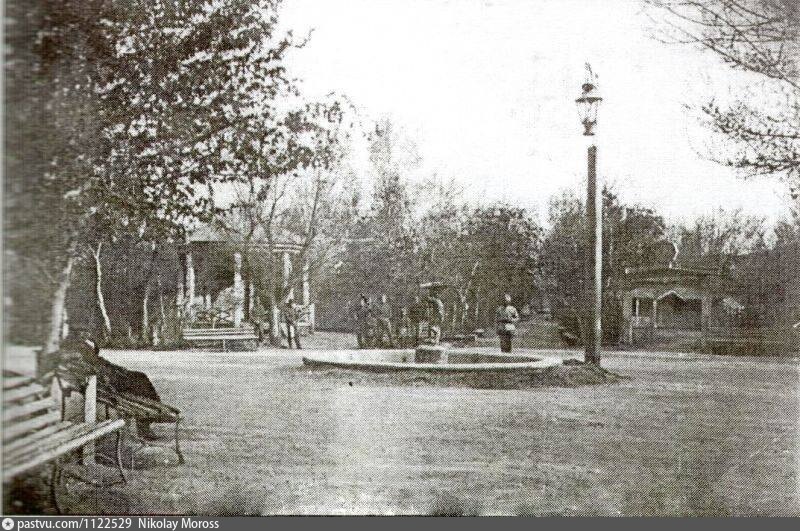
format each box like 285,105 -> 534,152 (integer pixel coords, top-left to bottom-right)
183,329 -> 257,336
182,325 -> 258,341
3,375 -> 60,444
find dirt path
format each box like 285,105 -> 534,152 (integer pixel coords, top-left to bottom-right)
64,347 -> 794,515
4,343 -> 798,515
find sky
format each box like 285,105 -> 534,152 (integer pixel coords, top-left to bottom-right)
278,0 -> 793,227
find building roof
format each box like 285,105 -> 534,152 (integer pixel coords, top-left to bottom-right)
185,221 -> 305,253
625,265 -> 718,278
628,286 -> 704,301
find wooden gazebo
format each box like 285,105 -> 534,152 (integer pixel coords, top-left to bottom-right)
178,223 -> 315,337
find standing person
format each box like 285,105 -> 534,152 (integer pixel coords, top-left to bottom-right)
354,294 -> 370,349
495,293 -> 520,353
375,294 -> 394,347
409,295 -> 426,346
397,307 -> 412,348
365,297 -> 378,347
427,291 -> 445,345
284,298 -> 302,349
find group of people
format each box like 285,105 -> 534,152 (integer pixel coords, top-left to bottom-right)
353,291 -> 521,352
252,298 -> 305,349
353,293 -> 445,348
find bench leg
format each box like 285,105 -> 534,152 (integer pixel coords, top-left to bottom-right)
115,430 -> 127,484
174,418 -> 185,465
50,459 -> 63,515
126,420 -> 146,471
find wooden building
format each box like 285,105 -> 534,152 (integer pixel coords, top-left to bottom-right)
620,265 -> 721,345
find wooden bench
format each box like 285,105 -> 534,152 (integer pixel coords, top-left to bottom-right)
704,327 -> 793,355
55,364 -> 185,468
705,337 -> 789,356
182,324 -> 259,351
3,372 -> 126,512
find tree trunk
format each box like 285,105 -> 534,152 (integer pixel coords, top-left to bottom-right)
461,301 -> 470,333
243,266 -> 251,322
92,243 -> 112,337
158,274 -> 166,322
44,255 -> 76,355
141,281 -> 151,342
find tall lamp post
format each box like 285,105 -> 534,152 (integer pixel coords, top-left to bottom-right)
575,65 -> 603,365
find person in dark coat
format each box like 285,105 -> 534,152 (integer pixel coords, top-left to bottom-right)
409,295 -> 427,347
354,294 -> 371,348
374,294 -> 394,347
397,307 -> 412,348
64,335 -> 162,439
283,298 -> 302,349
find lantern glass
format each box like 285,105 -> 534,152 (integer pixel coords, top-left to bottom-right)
575,83 -> 602,135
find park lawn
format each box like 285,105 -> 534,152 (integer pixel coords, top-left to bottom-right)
5,341 -> 799,515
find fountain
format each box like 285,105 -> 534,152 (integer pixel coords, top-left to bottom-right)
301,281 -> 564,379
300,345 -> 562,373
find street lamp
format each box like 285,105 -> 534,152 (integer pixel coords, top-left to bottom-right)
575,64 -> 603,364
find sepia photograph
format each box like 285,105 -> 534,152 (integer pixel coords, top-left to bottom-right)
2,0 -> 799,517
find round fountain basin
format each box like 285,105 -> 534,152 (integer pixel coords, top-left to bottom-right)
301,348 -> 562,373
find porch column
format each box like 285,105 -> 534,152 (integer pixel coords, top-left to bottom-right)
652,299 -> 658,329
233,252 -> 244,327
204,292 -> 212,310
185,252 -> 195,320
621,291 -> 633,345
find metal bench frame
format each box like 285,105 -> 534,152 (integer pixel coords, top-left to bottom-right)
3,372 -> 126,514
55,366 -> 185,470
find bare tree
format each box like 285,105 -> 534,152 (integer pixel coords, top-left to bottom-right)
647,0 -> 800,208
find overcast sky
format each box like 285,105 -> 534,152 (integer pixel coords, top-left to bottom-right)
279,0 -> 792,227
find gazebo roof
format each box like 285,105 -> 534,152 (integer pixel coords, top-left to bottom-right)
186,221 -> 305,253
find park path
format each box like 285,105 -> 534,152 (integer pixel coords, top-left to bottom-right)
3,342 -> 798,514
94,345 -> 799,515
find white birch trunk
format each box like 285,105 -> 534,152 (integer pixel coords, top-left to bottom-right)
93,243 -> 112,337
44,255 -> 76,355
141,281 -> 151,341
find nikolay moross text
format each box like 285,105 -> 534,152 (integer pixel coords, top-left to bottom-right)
138,519 -> 219,529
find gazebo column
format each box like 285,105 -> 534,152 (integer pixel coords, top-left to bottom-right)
248,280 -> 255,316
185,252 -> 196,321
301,261 -> 310,306
233,252 -> 244,327
302,260 -> 314,333
282,251 -> 294,302
176,276 -> 185,315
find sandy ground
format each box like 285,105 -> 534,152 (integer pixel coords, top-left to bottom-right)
3,337 -> 799,515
